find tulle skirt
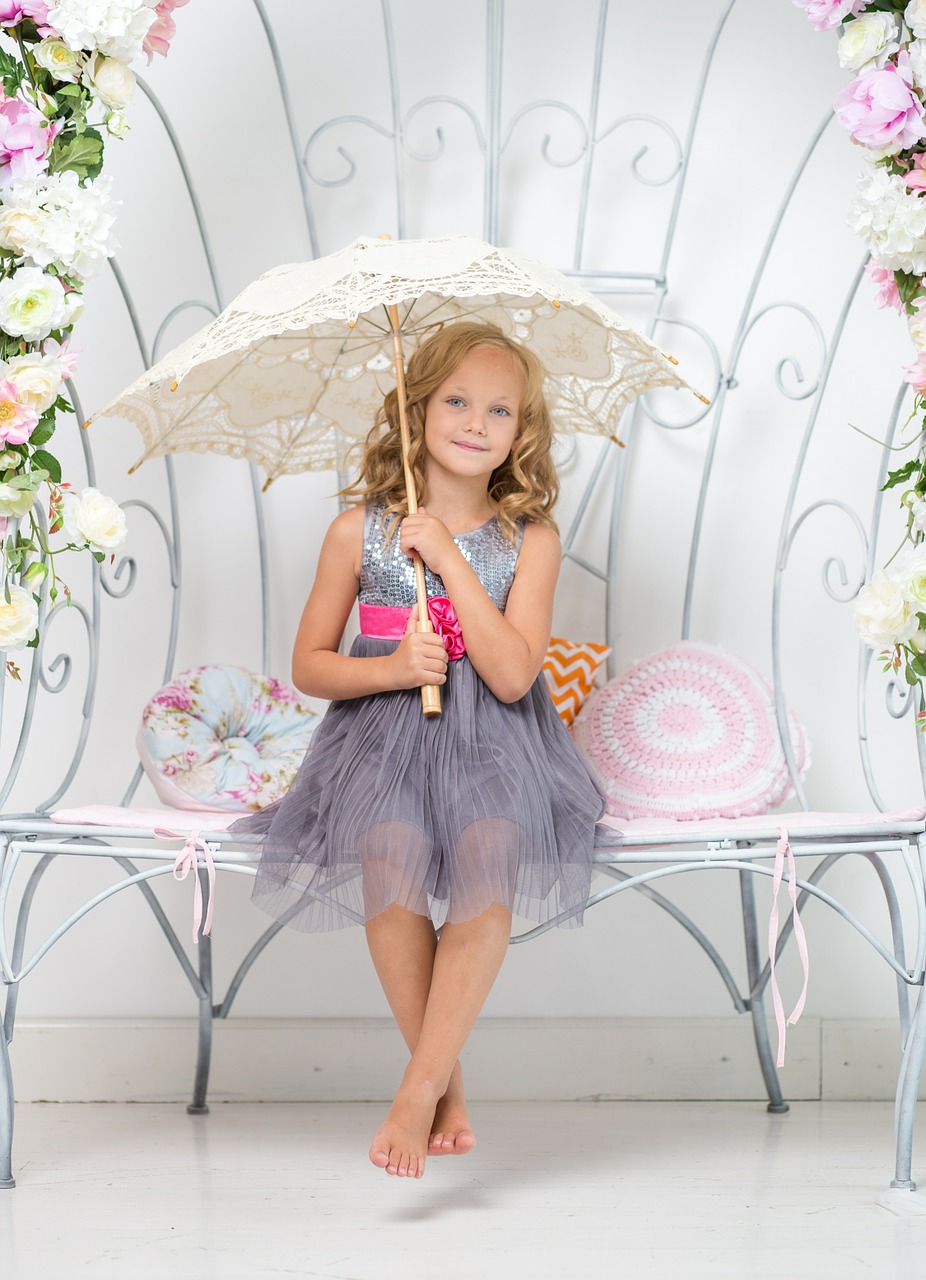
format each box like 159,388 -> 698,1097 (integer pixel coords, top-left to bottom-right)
230,636 -> 611,932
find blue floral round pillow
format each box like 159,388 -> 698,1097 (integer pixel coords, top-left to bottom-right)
137,665 -> 321,812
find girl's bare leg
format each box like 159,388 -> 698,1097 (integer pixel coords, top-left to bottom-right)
364,906 -> 474,1157
365,901 -> 512,1178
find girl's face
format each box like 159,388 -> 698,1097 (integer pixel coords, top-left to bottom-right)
422,346 -> 523,484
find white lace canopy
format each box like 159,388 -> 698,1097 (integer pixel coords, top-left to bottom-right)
91,234 -> 704,484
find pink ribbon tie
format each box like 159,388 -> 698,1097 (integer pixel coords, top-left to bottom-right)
155,828 -> 216,944
768,827 -> 810,1068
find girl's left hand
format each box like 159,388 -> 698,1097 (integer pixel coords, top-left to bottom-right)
400,509 -> 458,576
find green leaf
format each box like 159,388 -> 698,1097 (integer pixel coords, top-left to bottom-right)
49,127 -> 104,181
906,665 -> 919,686
0,47 -> 26,96
910,653 -> 926,677
29,449 -> 60,483
91,550 -> 104,563
882,459 -> 920,491
27,418 -> 56,447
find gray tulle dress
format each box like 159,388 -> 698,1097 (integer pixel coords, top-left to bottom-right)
230,501 -> 608,932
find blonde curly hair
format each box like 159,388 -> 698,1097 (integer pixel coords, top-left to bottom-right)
340,321 -> 558,538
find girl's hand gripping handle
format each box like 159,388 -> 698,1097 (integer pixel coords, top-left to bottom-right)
392,605 -> 445,716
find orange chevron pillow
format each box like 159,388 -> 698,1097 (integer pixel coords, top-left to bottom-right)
542,636 -> 611,727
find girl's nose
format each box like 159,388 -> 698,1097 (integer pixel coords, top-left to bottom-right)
464,413 -> 487,435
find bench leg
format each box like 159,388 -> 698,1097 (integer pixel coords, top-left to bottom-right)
739,869 -> 789,1114
0,1011 -> 14,1188
892,982 -> 926,1190
187,868 -> 214,1116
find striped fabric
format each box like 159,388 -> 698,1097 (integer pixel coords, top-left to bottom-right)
542,636 -> 611,726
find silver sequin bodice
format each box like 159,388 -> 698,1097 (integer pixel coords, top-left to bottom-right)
359,500 -> 523,611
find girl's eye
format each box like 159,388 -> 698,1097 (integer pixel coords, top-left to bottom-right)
447,397 -> 465,407
490,406 -> 510,416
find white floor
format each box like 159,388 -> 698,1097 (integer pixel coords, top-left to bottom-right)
1,1101 -> 924,1279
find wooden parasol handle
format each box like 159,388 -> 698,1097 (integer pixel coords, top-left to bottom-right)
387,304 -> 441,718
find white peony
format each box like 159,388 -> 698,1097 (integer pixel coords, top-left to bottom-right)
33,37 -> 86,83
904,549 -> 926,608
909,38 -> 926,90
0,173 -> 119,280
0,583 -> 38,651
0,266 -> 69,341
907,0 -> 926,40
854,568 -> 921,649
1,352 -> 62,414
46,0 -> 156,63
62,486 -> 126,552
837,12 -> 901,72
911,497 -> 926,536
911,301 -> 926,351
850,162 -> 926,274
0,483 -> 35,519
85,53 -> 135,108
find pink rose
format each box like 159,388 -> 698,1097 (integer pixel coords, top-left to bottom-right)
0,92 -> 58,181
865,261 -> 904,311
0,0 -> 48,24
0,378 -> 37,444
835,52 -> 926,154
427,595 -> 466,661
793,0 -> 868,32
904,350 -> 926,394
143,0 -> 189,62
152,683 -> 194,711
265,676 -> 298,703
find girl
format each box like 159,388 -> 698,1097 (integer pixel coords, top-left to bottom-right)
232,320 -> 607,1179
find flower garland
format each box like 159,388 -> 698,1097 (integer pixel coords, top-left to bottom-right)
0,0 -> 186,678
796,0 -> 926,727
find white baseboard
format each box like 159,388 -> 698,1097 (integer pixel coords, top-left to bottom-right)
5,1016 -> 916,1103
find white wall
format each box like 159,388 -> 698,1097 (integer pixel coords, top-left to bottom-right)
3,0 -> 921,1038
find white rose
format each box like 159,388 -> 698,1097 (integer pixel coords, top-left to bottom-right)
0,205 -> 44,258
904,550 -> 926,608
0,484 -> 35,518
0,267 -> 68,342
86,54 -> 135,109
837,12 -> 901,72
32,38 -> 85,84
2,353 -> 62,414
105,109 -> 130,139
63,486 -> 126,552
0,583 -> 38,651
911,302 -> 926,352
907,0 -> 926,40
854,568 -> 921,649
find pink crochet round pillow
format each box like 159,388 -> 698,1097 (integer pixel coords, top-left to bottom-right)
572,642 -> 810,820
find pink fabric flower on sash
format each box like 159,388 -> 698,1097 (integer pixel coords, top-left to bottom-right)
427,596 -> 466,660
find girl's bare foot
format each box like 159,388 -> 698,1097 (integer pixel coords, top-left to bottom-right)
369,1079 -> 442,1178
428,1061 -> 476,1156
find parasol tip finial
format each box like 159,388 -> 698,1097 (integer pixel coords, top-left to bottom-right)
261,475 -> 274,494
128,463 -> 138,475
697,394 -> 711,406
169,380 -> 179,392
378,232 -> 392,241
665,354 -> 679,365
609,435 -> 626,449
349,319 -> 356,329
80,418 -> 90,430
551,299 -> 561,309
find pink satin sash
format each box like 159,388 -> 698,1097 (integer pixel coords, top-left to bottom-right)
359,596 -> 466,659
